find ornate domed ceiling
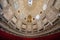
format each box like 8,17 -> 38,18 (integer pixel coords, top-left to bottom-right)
0,0 -> 60,37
